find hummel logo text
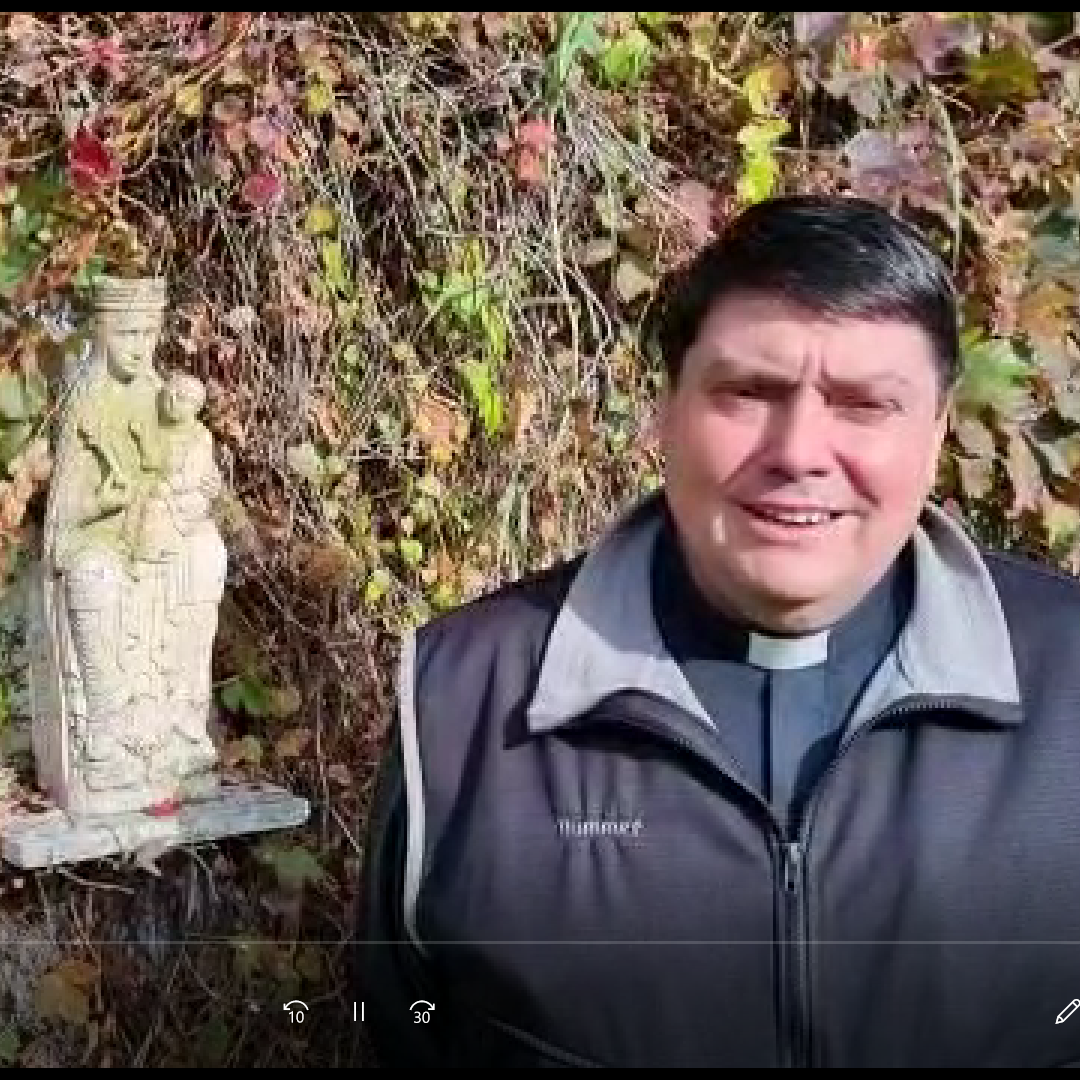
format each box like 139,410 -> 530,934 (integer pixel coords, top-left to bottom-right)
556,816 -> 644,838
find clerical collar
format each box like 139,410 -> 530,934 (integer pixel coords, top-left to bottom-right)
651,502 -> 914,673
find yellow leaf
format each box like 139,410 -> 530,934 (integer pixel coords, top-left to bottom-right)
413,394 -> 466,464
1018,281 -> 1072,345
744,60 -> 790,116
222,735 -> 263,768
274,727 -> 312,759
36,960 -> 97,1027
270,684 -> 303,718
1042,492 -> 1080,549
174,83 -> 204,118
220,62 -> 251,87
615,257 -> 655,304
508,382 -> 539,447
958,456 -> 995,503
1007,431 -> 1043,515
304,199 -> 336,236
306,79 -> 333,116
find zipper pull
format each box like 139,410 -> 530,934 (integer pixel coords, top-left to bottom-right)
784,842 -> 801,891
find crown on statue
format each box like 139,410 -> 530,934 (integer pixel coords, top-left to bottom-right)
92,275 -> 167,312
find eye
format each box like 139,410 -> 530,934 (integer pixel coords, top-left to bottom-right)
711,379 -> 763,400
834,397 -> 897,421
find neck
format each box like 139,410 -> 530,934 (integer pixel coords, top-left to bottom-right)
652,500 -> 913,670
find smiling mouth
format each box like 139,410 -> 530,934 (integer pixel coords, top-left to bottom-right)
741,504 -> 845,529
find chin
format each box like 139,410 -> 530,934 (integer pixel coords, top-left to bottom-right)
736,568 -> 842,623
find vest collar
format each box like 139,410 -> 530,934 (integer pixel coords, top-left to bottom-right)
527,491 -> 1022,734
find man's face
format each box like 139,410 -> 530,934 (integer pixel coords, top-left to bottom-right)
102,315 -> 161,380
659,290 -> 948,634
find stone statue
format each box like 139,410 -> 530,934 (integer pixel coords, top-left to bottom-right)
5,275 -> 308,870
29,277 -> 226,814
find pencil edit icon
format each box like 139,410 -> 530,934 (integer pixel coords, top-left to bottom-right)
1056,999 -> 1080,1025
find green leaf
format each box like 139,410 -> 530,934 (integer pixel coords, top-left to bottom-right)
636,11 -> 670,32
0,244 -> 36,291
737,152 -> 780,205
954,333 -> 1033,417
219,674 -> 275,718
965,45 -> 1038,105
479,303 -> 507,363
239,675 -> 274,718
219,677 -> 245,714
0,372 -> 28,422
462,359 -> 504,437
597,27 -> 652,87
23,371 -> 45,416
73,254 -> 105,296
364,566 -> 391,607
0,421 -> 33,470
321,238 -> 350,296
399,536 -> 423,567
547,11 -> 602,101
17,164 -> 64,214
736,116 -> 789,155
0,1022 -> 19,1066
256,840 -> 325,891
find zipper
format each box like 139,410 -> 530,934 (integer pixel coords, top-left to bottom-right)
780,840 -> 805,1068
777,696 -> 969,1068
579,692 -> 988,1068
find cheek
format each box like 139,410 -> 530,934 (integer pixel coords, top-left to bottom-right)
837,427 -> 940,511
664,399 -> 755,485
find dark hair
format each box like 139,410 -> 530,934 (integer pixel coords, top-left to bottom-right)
643,195 -> 959,397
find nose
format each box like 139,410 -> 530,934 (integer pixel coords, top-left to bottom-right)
764,387 -> 833,479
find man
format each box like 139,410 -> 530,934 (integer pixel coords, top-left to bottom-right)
356,195 -> 1080,1067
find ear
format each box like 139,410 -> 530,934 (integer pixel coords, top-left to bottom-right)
926,399 -> 951,488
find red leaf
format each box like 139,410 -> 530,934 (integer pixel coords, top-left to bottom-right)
514,148 -> 543,187
68,129 -> 121,195
241,169 -> 283,208
78,36 -> 126,81
248,114 -> 283,155
144,797 -> 181,818
183,36 -> 210,63
518,119 -> 556,153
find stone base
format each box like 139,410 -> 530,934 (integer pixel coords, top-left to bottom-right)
0,780 -> 310,869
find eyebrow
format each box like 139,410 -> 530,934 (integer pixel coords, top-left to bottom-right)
703,354 -> 915,394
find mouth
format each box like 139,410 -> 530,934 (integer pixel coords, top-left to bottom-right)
739,502 -> 845,536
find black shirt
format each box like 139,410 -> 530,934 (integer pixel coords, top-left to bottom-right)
651,501 -> 915,833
